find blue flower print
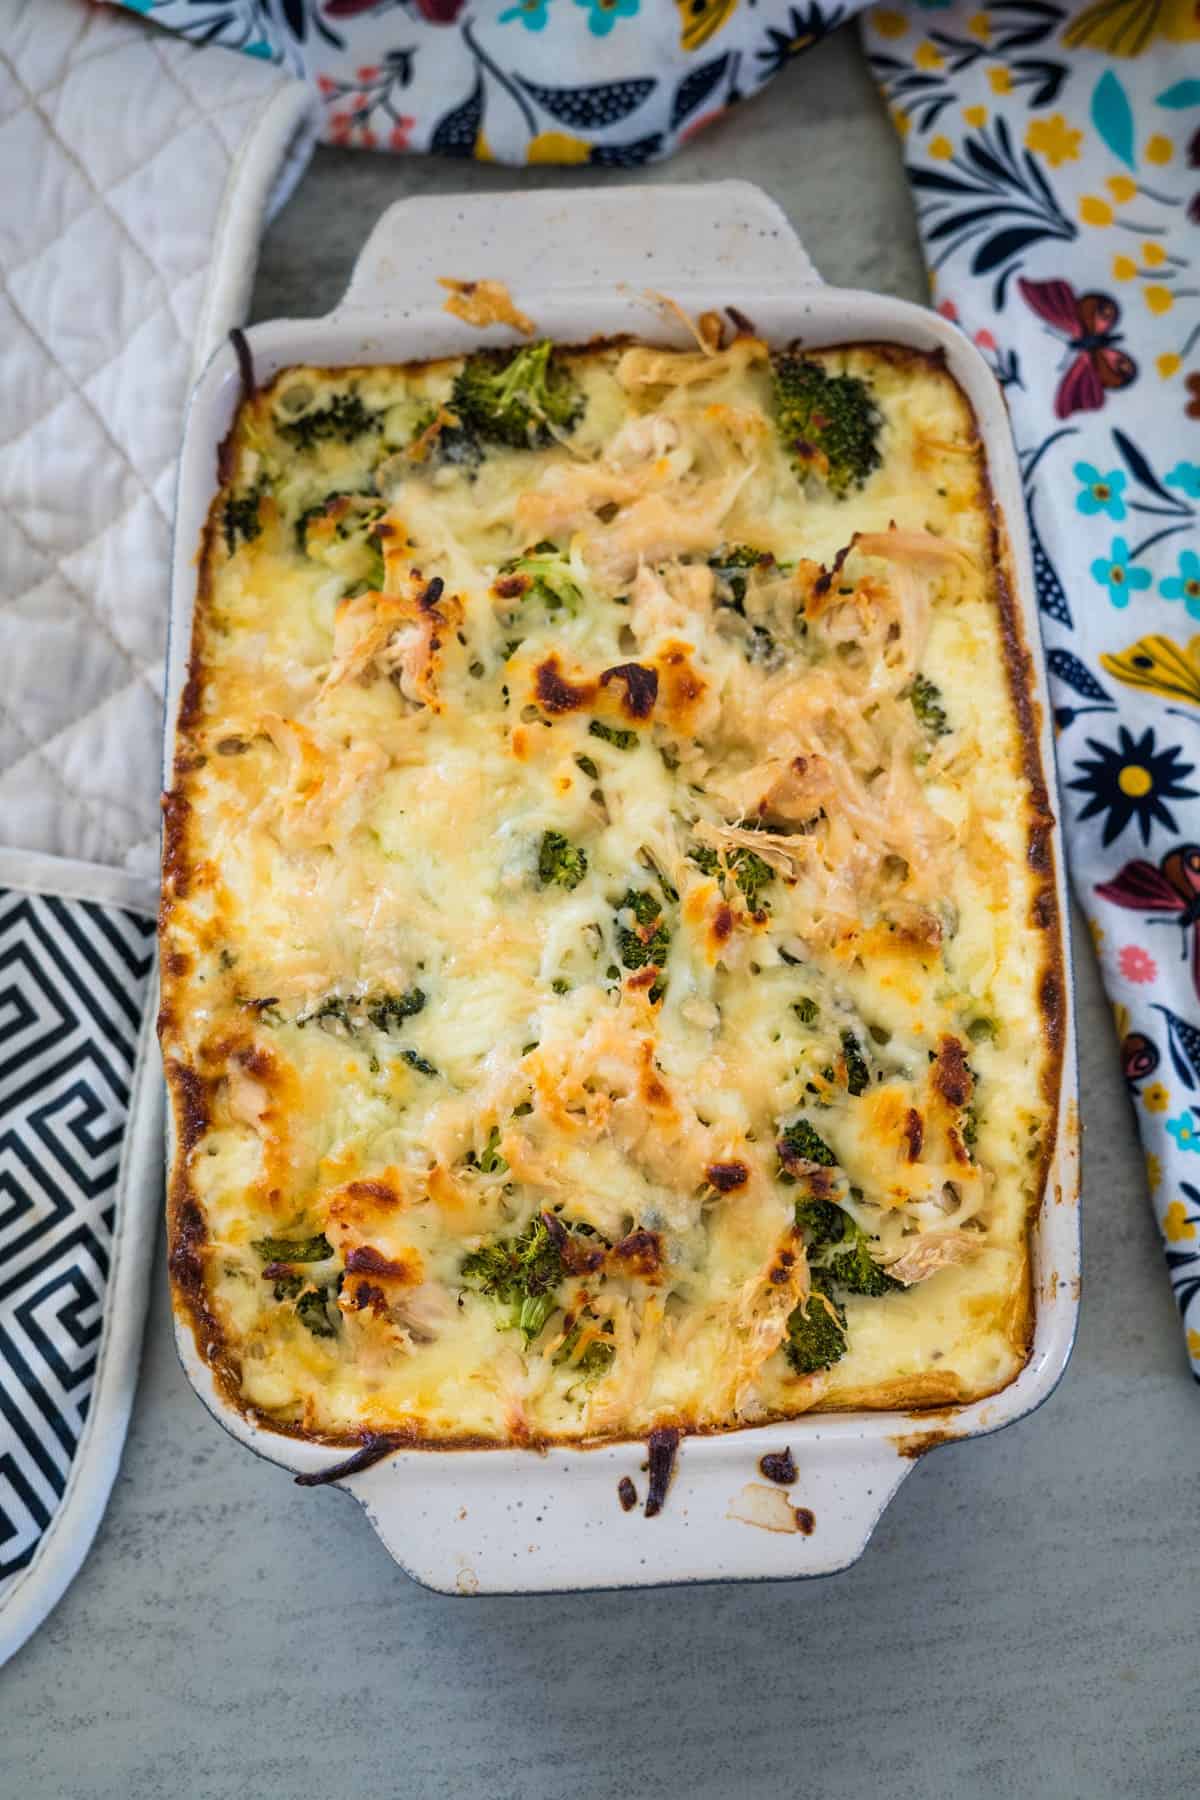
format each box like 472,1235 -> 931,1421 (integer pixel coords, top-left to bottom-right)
500,0 -> 551,27
1161,550 -> 1200,620
1166,462 -> 1200,500
1074,462 -> 1127,521
1091,537 -> 1152,609
1167,1111 -> 1200,1153
573,0 -> 639,34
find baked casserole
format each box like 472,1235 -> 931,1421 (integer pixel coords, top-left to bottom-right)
160,319 -> 1063,1445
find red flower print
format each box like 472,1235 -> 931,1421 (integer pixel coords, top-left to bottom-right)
938,299 -> 958,322
390,118 -> 416,151
1119,944 -> 1157,984
357,65 -> 381,81
974,328 -> 997,351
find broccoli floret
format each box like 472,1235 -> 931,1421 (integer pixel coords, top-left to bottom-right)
280,390 -> 384,451
296,995 -> 357,1034
909,673 -> 951,737
794,1199 -> 849,1248
366,988 -> 426,1031
827,1234 -> 902,1297
538,830 -> 589,890
295,1286 -> 338,1338
733,849 -> 774,912
461,1217 -> 565,1341
589,720 -> 639,752
450,342 -> 583,450
615,889 -> 670,972
784,1272 -> 847,1374
471,1125 -> 508,1175
966,1015 -> 997,1044
251,1233 -> 333,1263
408,405 -> 483,471
401,1048 -> 439,1077
689,844 -> 775,913
777,1118 -> 837,1168
575,753 -> 600,781
771,352 -> 882,497
709,545 -> 777,608
222,487 -> 263,556
555,1319 -> 616,1378
497,541 -> 582,613
841,1031 -> 871,1097
793,997 -> 819,1026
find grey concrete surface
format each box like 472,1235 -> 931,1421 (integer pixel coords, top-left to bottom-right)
5,28 -> 1199,1800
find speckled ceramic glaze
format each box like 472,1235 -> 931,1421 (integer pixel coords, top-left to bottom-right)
165,182 -> 1080,1593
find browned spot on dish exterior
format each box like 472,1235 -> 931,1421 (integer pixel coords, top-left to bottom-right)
295,1432 -> 405,1488
617,1476 -> 638,1512
706,1160 -> 749,1193
893,1427 -> 960,1459
599,661 -> 658,719
534,655 -> 597,715
758,1447 -> 797,1486
644,1426 -> 680,1517
726,1483 -> 814,1534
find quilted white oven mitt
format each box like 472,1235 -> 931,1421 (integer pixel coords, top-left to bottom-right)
0,0 -> 315,1667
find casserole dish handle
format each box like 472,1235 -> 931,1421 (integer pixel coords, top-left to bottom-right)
334,180 -> 821,319
339,1431 -> 913,1594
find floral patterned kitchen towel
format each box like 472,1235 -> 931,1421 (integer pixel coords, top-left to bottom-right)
862,1 -> 1200,1378
105,0 -> 853,163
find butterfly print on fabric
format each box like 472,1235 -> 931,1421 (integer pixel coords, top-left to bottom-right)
1097,845 -> 1200,1001
1017,278 -> 1138,420
1121,1028 -> 1161,1091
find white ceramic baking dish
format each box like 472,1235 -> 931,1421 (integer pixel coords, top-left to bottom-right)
164,180 -> 1080,1594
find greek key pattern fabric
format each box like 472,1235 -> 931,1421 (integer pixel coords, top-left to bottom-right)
0,886 -> 154,1594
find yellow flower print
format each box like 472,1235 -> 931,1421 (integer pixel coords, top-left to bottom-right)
892,107 -> 911,139
1146,134 -> 1174,165
1189,1328 -> 1200,1361
1107,175 -> 1138,203
968,10 -> 990,37
1080,195 -> 1114,226
988,65 -> 1013,94
1025,114 -> 1081,167
1143,242 -> 1167,267
1064,0 -> 1200,55
914,39 -> 944,68
929,135 -> 954,160
1113,255 -> 1137,280
1143,1081 -> 1171,1114
527,131 -> 590,164
963,104 -> 988,127
1163,1199 -> 1197,1242
872,8 -> 907,37
1146,1151 -> 1163,1192
1145,285 -> 1174,315
1158,352 -> 1183,379
1089,916 -> 1105,951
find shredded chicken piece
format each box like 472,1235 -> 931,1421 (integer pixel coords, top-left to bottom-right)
616,334 -> 767,391
883,1232 -> 981,1285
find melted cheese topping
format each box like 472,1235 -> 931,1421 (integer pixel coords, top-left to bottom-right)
161,335 -> 1058,1444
